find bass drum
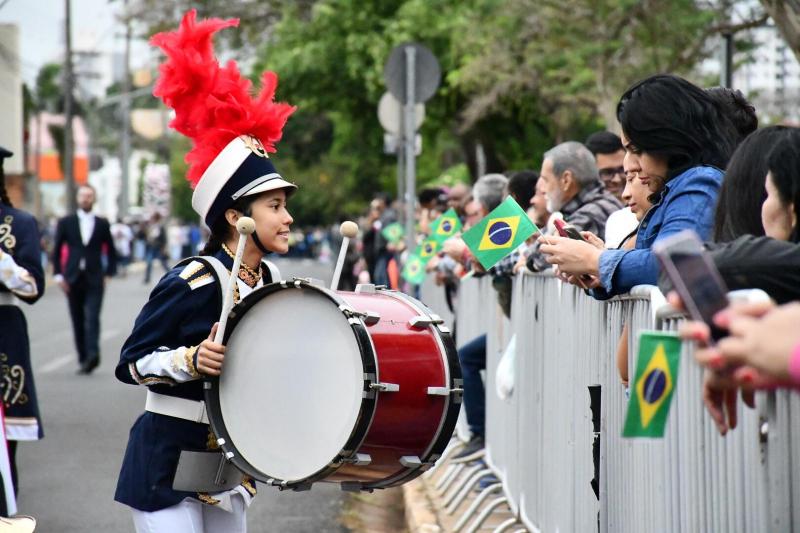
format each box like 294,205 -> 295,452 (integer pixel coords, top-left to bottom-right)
205,279 -> 462,491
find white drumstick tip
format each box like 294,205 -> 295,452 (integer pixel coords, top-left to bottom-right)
340,221 -> 359,239
236,217 -> 256,235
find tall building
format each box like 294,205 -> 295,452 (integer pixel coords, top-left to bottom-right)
734,23 -> 800,123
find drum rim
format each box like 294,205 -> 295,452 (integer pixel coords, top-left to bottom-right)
361,288 -> 463,489
204,278 -> 379,489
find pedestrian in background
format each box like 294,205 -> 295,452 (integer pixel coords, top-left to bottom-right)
111,218 -> 134,277
53,184 -> 117,375
143,212 -> 169,284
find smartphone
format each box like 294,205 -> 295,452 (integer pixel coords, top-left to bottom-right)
653,230 -> 729,340
553,219 -> 586,241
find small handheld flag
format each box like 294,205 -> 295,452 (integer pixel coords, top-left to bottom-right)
381,222 -> 405,244
461,196 -> 539,269
401,254 -> 427,285
418,238 -> 441,259
623,331 -> 682,438
429,208 -> 462,242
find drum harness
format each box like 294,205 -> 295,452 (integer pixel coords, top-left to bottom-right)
143,255 -> 280,492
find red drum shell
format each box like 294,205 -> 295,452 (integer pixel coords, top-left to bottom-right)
328,289 -> 458,487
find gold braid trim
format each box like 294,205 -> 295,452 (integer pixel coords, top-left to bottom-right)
196,492 -> 220,506
206,427 -> 220,450
241,477 -> 257,496
184,345 -> 200,378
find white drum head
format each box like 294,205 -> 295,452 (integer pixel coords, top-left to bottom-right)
220,287 -> 365,481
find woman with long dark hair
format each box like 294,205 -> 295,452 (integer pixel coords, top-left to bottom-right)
539,74 -> 738,298
712,126 -> 787,242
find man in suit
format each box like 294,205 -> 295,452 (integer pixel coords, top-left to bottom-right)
53,184 -> 117,374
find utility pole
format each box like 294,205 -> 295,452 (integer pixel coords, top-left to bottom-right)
63,0 -> 76,212
119,0 -> 131,218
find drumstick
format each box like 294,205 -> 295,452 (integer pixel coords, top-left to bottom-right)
331,221 -> 359,290
214,217 -> 256,344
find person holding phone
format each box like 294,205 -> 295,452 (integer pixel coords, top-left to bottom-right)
538,75 -> 740,299
523,141 -> 622,273
673,129 -> 800,434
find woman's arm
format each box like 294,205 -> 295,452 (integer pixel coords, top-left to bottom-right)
0,214 -> 44,303
597,171 -> 719,297
116,269 -> 210,386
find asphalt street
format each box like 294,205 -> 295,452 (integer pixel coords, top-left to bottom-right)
15,257 -> 348,533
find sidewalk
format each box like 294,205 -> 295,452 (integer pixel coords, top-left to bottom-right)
402,444 -> 522,533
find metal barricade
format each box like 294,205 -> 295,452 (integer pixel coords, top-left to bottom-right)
421,272 -> 800,532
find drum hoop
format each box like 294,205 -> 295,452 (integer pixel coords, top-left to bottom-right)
204,279 -> 379,488
362,289 -> 463,489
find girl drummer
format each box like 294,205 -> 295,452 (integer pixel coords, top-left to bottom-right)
114,10 -> 296,532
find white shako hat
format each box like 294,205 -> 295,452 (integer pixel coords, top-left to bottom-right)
192,135 -> 296,228
150,9 -> 297,229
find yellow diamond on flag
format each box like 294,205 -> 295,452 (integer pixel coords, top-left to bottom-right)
635,343 -> 674,428
478,216 -> 521,251
436,216 -> 459,237
419,239 -> 440,258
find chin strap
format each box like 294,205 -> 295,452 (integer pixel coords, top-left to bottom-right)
252,231 -> 272,256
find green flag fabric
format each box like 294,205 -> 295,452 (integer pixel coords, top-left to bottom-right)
381,222 -> 405,244
461,196 -> 539,269
429,208 -> 462,243
623,331 -> 682,438
401,254 -> 427,285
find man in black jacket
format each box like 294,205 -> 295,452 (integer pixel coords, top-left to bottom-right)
53,184 -> 117,374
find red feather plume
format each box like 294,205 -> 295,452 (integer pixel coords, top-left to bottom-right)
150,9 -> 296,188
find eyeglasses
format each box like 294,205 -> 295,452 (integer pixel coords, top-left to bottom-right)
598,166 -> 625,180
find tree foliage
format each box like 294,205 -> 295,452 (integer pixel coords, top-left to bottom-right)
131,0 -> 767,226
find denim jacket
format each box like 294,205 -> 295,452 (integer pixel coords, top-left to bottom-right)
591,165 -> 723,300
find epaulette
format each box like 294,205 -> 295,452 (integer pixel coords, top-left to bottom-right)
178,260 -> 215,291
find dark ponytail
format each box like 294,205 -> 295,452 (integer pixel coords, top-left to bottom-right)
199,194 -> 258,255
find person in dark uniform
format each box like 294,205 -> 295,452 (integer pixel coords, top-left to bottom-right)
52,183 -> 117,374
0,146 -> 45,509
114,10 -> 297,532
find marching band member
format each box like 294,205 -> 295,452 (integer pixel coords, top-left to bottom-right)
113,11 -> 296,532
0,146 -> 45,512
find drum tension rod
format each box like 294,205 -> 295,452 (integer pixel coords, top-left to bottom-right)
341,452 -> 372,466
339,304 -> 381,326
427,378 -> 464,398
409,314 -> 445,329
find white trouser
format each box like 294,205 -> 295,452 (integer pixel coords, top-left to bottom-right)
131,493 -> 247,533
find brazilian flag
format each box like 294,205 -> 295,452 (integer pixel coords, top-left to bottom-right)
623,331 -> 682,438
418,238 -> 440,259
461,196 -> 539,269
381,222 -> 405,244
429,208 -> 462,243
402,254 -> 426,285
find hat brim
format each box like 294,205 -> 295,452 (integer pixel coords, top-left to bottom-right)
242,177 -> 297,198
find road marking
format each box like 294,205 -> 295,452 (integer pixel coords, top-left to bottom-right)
38,355 -> 73,374
36,328 -> 121,374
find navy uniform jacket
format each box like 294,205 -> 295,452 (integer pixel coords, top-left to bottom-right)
0,205 -> 45,440
114,250 -> 273,512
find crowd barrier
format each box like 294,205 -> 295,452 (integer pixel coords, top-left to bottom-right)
420,272 -> 800,532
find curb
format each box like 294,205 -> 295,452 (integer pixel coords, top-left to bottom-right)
403,478 -> 443,533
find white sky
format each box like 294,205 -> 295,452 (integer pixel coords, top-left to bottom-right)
0,0 -> 150,87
